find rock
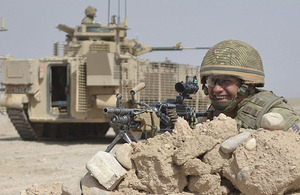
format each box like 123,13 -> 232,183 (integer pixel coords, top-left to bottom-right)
115,143 -> 134,170
86,151 -> 127,190
220,131 -> 251,154
173,135 -> 218,165
223,130 -> 300,195
173,117 -> 193,136
237,167 -> 250,182
240,128 -> 258,134
117,169 -> 149,192
188,174 -> 226,194
80,115 -> 300,194
260,112 -> 285,130
202,144 -> 231,173
183,158 -> 211,176
81,172 -> 112,195
61,175 -> 82,195
197,113 -> 239,141
132,150 -> 188,193
245,138 -> 256,151
131,133 -> 188,194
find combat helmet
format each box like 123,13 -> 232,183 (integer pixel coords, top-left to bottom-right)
200,40 -> 265,112
200,40 -> 265,87
85,6 -> 97,17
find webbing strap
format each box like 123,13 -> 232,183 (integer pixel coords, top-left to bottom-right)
236,90 -> 284,129
255,96 -> 283,128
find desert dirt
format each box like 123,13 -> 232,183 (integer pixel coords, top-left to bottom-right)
0,113 -> 120,195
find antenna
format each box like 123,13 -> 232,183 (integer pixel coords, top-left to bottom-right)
118,0 -> 120,25
0,17 -> 7,31
107,0 -> 110,24
125,0 -> 128,27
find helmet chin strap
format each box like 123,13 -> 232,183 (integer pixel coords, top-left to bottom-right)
210,84 -> 251,112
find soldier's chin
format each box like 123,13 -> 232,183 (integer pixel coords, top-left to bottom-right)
216,99 -> 230,102
210,98 -> 234,111
211,97 -> 231,102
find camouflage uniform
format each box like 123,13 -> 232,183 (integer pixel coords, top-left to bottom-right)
81,17 -> 95,24
200,40 -> 300,135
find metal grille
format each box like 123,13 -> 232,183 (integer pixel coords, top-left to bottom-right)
141,72 -> 160,103
139,61 -> 209,112
0,61 -> 4,92
89,43 -> 110,52
0,62 -> 6,113
53,42 -> 66,56
76,63 -> 87,112
120,59 -> 210,112
113,65 -> 121,80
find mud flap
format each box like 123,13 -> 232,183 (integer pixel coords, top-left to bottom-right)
0,94 -> 28,109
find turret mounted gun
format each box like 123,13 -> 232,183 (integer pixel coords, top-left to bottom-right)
129,41 -> 210,56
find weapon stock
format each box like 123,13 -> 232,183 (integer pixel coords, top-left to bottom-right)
130,82 -> 146,94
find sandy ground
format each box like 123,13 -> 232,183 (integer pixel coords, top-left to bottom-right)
0,113 -> 119,195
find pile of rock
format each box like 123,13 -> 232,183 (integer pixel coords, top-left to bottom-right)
81,114 -> 300,194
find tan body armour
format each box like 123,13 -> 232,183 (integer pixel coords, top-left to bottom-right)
236,90 -> 300,134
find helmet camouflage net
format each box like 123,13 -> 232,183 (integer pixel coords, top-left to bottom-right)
85,6 -> 97,16
200,40 -> 265,87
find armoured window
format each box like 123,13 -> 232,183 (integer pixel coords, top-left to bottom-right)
86,26 -> 113,33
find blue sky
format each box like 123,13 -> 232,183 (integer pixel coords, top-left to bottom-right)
1,0 -> 300,97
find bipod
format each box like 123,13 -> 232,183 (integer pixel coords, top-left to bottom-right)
105,129 -> 132,153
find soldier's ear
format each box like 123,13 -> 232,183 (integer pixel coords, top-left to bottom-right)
202,85 -> 209,95
247,84 -> 255,90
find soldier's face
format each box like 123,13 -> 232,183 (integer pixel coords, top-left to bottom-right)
206,75 -> 242,102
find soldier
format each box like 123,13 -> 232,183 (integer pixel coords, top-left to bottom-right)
81,6 -> 99,24
200,40 -> 300,135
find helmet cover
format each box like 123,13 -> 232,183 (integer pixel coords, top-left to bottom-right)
200,40 -> 264,87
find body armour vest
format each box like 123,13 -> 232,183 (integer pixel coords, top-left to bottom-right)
236,89 -> 299,131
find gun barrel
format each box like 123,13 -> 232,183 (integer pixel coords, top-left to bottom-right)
103,107 -> 135,115
183,47 -> 211,50
151,47 -> 183,51
57,24 -> 75,34
151,47 -> 210,51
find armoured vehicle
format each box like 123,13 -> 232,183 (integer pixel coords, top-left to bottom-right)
0,11 -> 210,140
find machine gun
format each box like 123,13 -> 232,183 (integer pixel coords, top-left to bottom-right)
104,76 -> 210,152
149,76 -> 208,132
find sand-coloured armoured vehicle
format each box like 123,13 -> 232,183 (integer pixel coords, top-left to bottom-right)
0,8 -> 210,140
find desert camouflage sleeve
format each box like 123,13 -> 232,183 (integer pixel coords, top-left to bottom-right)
269,102 -> 300,135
